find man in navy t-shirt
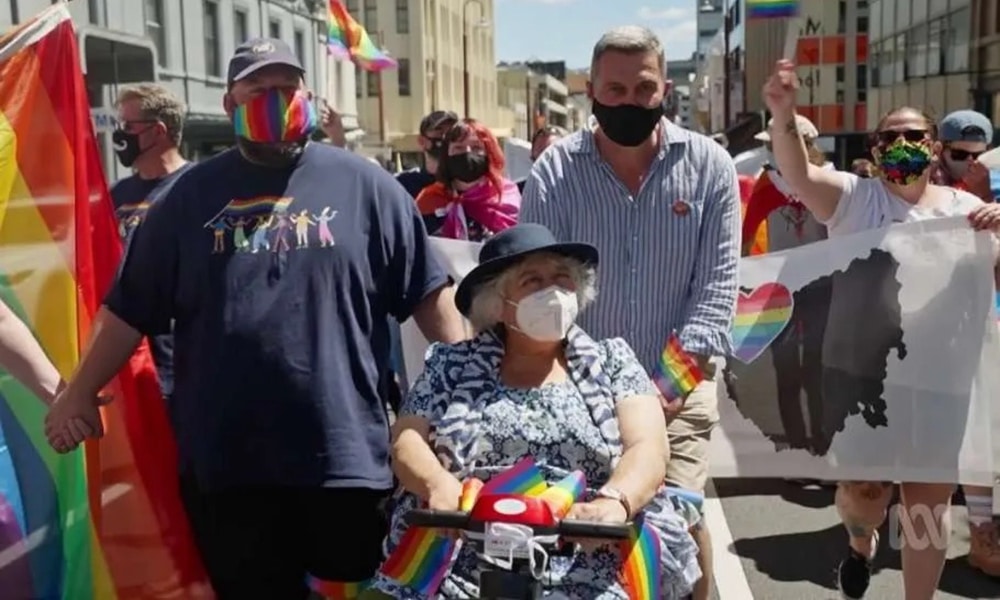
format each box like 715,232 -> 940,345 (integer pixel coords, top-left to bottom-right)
109,82 -> 192,400
46,38 -> 466,599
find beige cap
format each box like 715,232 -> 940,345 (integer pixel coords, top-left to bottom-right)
755,114 -> 819,142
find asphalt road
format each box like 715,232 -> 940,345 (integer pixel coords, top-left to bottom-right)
706,478 -> 1000,599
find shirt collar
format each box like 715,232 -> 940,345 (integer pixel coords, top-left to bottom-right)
569,116 -> 686,162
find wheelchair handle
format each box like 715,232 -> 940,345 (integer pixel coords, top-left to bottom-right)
405,509 -> 633,540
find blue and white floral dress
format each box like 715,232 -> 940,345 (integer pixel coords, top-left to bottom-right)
368,326 -> 702,599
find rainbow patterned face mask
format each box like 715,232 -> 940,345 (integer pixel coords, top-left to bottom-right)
875,138 -> 933,185
233,87 -> 317,143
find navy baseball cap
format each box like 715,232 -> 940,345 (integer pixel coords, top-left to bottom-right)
939,110 -> 994,143
227,38 -> 304,85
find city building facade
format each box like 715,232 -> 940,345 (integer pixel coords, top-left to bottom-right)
971,0 -> 1000,124
346,0 -> 506,165
665,57 -> 698,129
496,63 -> 570,138
0,0 -> 359,182
867,0 -> 972,129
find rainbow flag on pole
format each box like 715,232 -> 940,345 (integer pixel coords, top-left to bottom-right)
326,0 -> 397,72
0,5 -> 211,598
747,0 -> 800,19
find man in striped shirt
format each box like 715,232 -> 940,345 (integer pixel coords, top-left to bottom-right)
521,26 -> 740,600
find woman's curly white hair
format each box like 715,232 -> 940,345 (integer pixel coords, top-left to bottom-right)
466,253 -> 598,332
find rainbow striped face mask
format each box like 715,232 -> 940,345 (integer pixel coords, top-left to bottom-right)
232,87 -> 317,143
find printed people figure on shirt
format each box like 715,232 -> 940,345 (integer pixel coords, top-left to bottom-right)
314,207 -> 337,247
272,210 -> 292,253
210,219 -> 229,253
231,217 -> 251,252
290,209 -> 316,248
115,202 -> 150,241
250,215 -> 273,254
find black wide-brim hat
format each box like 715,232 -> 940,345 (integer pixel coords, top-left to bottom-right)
455,223 -> 599,316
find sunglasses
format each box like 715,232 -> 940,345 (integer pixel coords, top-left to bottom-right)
876,129 -> 928,144
946,148 -> 985,161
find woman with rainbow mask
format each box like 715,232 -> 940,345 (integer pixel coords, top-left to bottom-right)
764,58 -> 1000,600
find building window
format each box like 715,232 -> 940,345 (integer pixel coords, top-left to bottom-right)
893,33 -> 906,83
908,24 -> 928,78
204,1 -> 221,77
88,0 -> 100,25
838,0 -> 846,33
363,0 -> 378,32
234,9 -> 248,43
927,18 -> 943,75
145,0 -> 166,67
269,18 -> 281,40
346,0 -> 358,18
355,69 -> 363,99
857,64 -> 868,102
397,58 -> 411,96
945,7 -> 970,73
367,72 -> 380,97
294,29 -> 305,63
858,13 -> 869,33
395,0 -> 409,34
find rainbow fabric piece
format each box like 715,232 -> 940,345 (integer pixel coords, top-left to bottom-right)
381,458 -> 661,599
307,575 -> 372,599
653,333 -> 705,403
327,0 -> 398,72
0,5 -> 211,598
618,518 -> 663,599
538,471 -> 587,518
995,291 -> 999,323
232,88 -> 318,143
747,0 -> 800,19
378,526 -> 456,595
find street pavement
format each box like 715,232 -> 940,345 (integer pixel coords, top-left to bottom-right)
705,478 -> 1000,599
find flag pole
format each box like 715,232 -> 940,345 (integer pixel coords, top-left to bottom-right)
376,30 -> 385,145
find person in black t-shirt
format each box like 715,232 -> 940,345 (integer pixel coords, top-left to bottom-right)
396,110 -> 458,198
110,83 -> 192,401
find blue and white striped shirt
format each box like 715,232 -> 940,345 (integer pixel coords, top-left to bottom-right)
521,119 -> 740,372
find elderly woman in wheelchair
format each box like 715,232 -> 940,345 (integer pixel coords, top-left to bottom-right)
360,225 -> 704,600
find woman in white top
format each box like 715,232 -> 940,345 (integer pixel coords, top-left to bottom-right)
763,59 -> 1000,600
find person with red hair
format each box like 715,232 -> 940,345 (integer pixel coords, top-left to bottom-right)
416,118 -> 521,241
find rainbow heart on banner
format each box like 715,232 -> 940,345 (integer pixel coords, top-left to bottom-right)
731,282 -> 794,364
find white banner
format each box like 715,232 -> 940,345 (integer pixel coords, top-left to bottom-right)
400,217 -> 1000,485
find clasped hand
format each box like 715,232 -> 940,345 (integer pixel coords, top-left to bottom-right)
44,385 -> 109,453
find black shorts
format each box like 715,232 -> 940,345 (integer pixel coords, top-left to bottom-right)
179,476 -> 390,600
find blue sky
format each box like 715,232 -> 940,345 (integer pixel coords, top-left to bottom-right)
494,0 -> 698,69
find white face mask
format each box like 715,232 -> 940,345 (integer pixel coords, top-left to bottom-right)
508,286 -> 579,342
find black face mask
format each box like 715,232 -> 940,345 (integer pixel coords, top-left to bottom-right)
112,128 -> 149,168
591,99 -> 664,147
236,137 -> 306,168
445,152 -> 488,183
426,138 -> 447,161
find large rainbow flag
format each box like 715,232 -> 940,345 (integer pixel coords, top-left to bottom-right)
0,4 -> 211,598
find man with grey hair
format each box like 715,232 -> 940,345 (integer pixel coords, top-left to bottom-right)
521,25 -> 740,600
110,82 -> 192,399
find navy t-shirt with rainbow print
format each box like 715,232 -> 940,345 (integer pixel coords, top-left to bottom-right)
105,143 -> 448,490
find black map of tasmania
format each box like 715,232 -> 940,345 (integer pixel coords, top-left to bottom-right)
723,249 -> 908,456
